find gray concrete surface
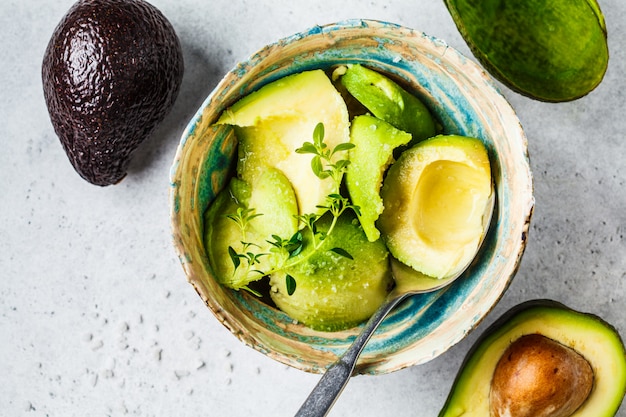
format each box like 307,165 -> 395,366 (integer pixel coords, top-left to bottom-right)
1,1 -> 624,416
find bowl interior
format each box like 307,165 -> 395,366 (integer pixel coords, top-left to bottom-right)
170,19 -> 534,374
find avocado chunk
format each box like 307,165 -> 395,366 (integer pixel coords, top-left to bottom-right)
443,0 -> 608,101
203,178 -> 261,291
247,168 -> 299,241
339,64 -> 436,141
378,135 -> 493,279
215,69 -> 350,216
203,171 -> 299,291
42,0 -> 184,185
439,300 -> 626,417
269,212 -> 392,332
346,115 -> 413,242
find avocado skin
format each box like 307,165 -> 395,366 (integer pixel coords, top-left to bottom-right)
439,299 -> 626,417
443,0 -> 608,102
42,0 -> 184,186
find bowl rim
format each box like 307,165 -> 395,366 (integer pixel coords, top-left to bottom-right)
169,18 -> 535,374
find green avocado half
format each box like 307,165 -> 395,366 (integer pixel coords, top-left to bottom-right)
443,0 -> 608,102
439,300 -> 626,417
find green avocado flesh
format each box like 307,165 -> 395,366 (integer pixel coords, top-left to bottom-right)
203,170 -> 299,291
203,178 -> 259,291
216,69 -> 350,216
207,67 -> 493,331
439,300 -> 626,417
211,68 -> 394,330
444,0 -> 608,102
378,135 -> 492,279
269,213 -> 392,332
346,115 -> 412,242
247,168 -> 299,241
340,64 -> 436,140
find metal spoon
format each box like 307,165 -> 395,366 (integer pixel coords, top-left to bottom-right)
294,192 -> 495,417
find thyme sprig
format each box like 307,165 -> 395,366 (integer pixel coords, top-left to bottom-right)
295,123 -> 360,247
226,207 -> 268,291
295,122 -> 355,190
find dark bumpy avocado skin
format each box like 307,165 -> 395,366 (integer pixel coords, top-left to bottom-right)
42,0 -> 184,186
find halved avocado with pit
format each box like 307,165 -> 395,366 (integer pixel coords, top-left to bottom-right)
439,300 -> 626,417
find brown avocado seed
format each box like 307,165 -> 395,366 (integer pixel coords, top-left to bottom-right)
489,333 -> 594,417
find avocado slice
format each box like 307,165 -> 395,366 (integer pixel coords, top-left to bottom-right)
443,0 -> 608,102
439,300 -> 626,417
203,170 -> 299,292
346,114 -> 412,242
339,64 -> 436,141
378,135 -> 493,279
215,69 -> 350,216
203,178 -> 260,291
247,168 -> 299,242
269,212 -> 392,332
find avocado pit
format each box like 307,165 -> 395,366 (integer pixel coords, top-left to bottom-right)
490,333 -> 594,417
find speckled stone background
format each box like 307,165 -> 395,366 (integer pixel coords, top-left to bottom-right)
1,1 -> 624,416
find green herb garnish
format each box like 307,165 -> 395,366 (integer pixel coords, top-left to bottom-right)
226,122 -> 359,296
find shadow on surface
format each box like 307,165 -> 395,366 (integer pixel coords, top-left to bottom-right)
127,40 -> 229,178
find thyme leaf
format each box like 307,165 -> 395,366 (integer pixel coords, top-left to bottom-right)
331,247 -> 353,260
228,246 -> 240,269
286,274 -> 297,296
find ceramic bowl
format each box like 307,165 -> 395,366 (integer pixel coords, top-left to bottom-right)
170,19 -> 534,374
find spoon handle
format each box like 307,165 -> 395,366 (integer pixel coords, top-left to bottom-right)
294,294 -> 408,417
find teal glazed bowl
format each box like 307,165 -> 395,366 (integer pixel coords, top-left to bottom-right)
170,19 -> 534,374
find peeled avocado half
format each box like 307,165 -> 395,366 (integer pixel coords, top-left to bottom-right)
378,135 -> 493,279
269,212 -> 392,332
439,300 -> 626,417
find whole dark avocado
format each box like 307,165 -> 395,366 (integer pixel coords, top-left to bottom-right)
42,0 -> 184,186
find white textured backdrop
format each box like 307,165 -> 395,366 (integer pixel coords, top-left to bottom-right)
1,1 -> 624,416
